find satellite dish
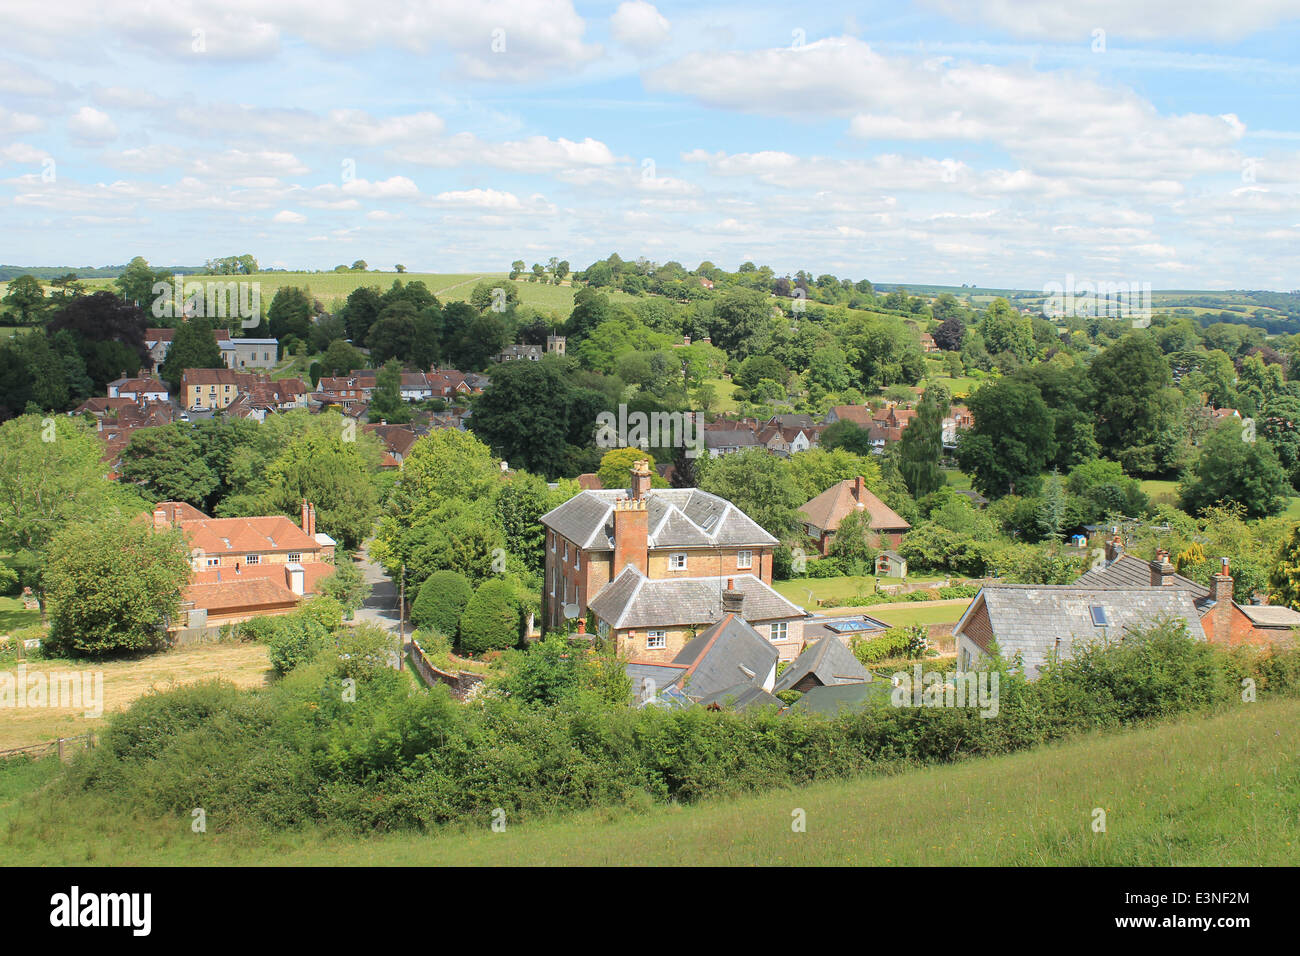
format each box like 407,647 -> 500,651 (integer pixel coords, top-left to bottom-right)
562,603 -> 580,620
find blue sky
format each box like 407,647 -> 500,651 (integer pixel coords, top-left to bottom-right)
1,0 -> 1299,289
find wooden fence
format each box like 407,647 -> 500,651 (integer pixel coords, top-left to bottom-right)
0,733 -> 96,763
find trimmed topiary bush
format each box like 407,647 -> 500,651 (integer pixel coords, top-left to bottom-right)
458,578 -> 522,655
411,570 -> 474,639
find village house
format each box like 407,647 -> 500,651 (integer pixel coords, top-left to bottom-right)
181,369 -> 308,412
107,376 -> 170,404
953,584 -> 1207,678
362,423 -> 419,468
624,605 -> 784,711
799,476 -> 912,555
540,459 -> 807,660
153,499 -> 338,629
495,337 -> 565,363
1074,537 -> 1300,647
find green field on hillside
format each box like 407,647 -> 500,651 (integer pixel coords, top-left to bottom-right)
4,696 -> 1294,865
3,272 -> 638,317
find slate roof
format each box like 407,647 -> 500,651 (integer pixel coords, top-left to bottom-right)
799,479 -> 910,534
773,635 -> 868,692
1239,604 -> 1300,629
540,488 -> 778,551
1074,553 -> 1211,608
703,429 -> 761,450
696,682 -> 786,711
957,584 -> 1207,678
792,680 -> 893,716
589,567 -> 806,629
672,614 -> 779,701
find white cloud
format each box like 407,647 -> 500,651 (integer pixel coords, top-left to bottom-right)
272,209 -> 307,223
922,0 -> 1300,41
67,106 -> 118,144
1,0 -> 599,79
611,2 -> 671,53
432,188 -> 522,208
0,106 -> 44,137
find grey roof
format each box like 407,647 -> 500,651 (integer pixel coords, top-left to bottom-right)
703,429 -> 761,449
959,584 -> 1207,678
540,488 -> 778,551
696,681 -> 785,711
774,635 -> 868,692
1074,554 -> 1211,608
626,662 -> 689,700
588,567 -> 807,629
1239,604 -> 1300,628
791,681 -> 892,716
672,614 -> 779,701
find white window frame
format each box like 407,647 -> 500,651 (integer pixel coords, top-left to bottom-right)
770,622 -> 788,643
245,554 -> 260,566
550,532 -> 556,553
647,630 -> 667,649
669,553 -> 687,571
737,550 -> 753,570
563,542 -> 568,561
205,557 -> 219,567
287,553 -> 301,563
574,551 -> 580,570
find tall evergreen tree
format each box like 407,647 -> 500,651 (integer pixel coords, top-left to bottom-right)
160,315 -> 224,390
897,388 -> 946,499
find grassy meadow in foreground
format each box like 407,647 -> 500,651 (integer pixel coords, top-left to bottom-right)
3,696 -> 1295,866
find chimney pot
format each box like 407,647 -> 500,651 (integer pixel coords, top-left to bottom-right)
721,579 -> 744,618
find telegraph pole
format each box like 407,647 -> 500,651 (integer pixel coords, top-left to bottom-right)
398,563 -> 406,670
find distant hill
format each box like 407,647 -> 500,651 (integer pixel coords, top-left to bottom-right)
0,264 -> 205,281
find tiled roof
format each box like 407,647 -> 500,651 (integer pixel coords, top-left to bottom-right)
799,479 -> 910,534
1073,553 -> 1211,608
178,515 -> 320,555
541,488 -> 778,550
183,577 -> 300,614
589,567 -> 805,629
773,635 -> 868,692
829,405 -> 874,426
189,560 -> 335,594
957,584 -> 1207,677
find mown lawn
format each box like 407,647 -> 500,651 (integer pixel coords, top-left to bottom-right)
774,574 -> 950,609
0,596 -> 39,635
5,696 -> 1295,865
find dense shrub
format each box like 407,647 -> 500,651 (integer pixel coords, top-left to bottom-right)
458,578 -> 523,655
851,626 -> 928,664
410,570 -> 473,639
55,622 -> 1300,836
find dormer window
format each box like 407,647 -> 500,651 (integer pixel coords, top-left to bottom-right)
669,553 -> 687,571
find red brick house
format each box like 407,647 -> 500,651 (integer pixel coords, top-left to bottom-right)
799,476 -> 911,555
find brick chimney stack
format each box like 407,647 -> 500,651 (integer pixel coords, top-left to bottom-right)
630,459 -> 653,501
721,577 -> 744,618
301,498 -> 310,533
153,507 -> 168,530
308,503 -> 316,537
613,497 -> 649,576
853,475 -> 865,502
1150,549 -> 1175,586
1210,557 -> 1233,606
1104,529 -> 1123,564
